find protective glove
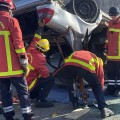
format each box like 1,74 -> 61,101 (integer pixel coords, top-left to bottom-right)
20,55 -> 30,78
22,65 -> 30,78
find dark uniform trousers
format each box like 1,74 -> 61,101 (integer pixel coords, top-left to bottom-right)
107,61 -> 120,91
30,76 -> 55,101
57,65 -> 107,110
0,77 -> 32,118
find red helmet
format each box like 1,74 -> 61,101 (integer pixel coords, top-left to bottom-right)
0,0 -> 16,10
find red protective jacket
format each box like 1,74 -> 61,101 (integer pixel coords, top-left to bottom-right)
0,11 -> 26,78
104,17 -> 120,61
64,51 -> 104,88
26,34 -> 50,90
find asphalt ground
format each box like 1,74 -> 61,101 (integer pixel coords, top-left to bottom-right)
0,87 -> 120,120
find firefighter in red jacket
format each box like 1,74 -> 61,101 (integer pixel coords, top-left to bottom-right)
26,22 -> 55,108
104,6 -> 120,97
54,50 -> 114,118
0,1 -> 33,120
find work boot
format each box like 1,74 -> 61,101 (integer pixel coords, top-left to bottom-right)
113,90 -> 120,97
35,100 -> 54,108
23,112 -> 34,120
72,102 -> 80,109
6,116 -> 15,120
104,86 -> 115,96
101,107 -> 114,118
6,117 -> 19,120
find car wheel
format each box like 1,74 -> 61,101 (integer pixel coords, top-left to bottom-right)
73,0 -> 99,23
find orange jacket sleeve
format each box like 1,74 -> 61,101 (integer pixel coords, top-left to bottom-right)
29,27 -> 44,48
34,53 -> 50,78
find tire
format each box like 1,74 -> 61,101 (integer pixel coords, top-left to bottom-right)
73,0 -> 99,23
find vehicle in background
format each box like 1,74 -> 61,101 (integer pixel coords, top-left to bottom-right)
13,0 -> 110,84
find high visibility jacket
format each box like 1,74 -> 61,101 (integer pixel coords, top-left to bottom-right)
64,50 -> 104,88
26,35 -> 50,91
28,27 -> 43,48
105,17 -> 120,61
0,11 -> 26,77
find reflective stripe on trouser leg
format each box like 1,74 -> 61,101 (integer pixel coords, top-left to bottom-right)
3,106 -> 14,113
21,107 -> 32,114
107,80 -> 116,85
116,80 -> 120,85
10,77 -> 32,117
0,78 -> 15,117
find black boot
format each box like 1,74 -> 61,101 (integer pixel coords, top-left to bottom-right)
6,117 -> 19,120
72,101 -> 80,109
6,116 -> 14,120
101,107 -> 114,118
35,100 -> 54,108
23,113 -> 34,120
71,97 -> 80,109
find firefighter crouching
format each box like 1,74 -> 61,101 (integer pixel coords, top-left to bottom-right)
26,25 -> 55,108
53,50 -> 114,118
0,0 -> 33,120
104,6 -> 120,97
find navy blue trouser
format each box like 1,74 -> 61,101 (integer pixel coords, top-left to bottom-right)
55,65 -> 107,110
107,61 -> 120,91
0,77 -> 32,118
30,76 -> 55,101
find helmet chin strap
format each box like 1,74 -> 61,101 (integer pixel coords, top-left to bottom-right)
9,9 -> 13,16
35,45 -> 44,53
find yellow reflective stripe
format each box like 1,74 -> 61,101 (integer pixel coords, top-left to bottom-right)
65,53 -> 95,71
0,22 -> 5,29
0,31 -> 23,76
94,57 -> 100,68
34,34 -> 41,39
4,32 -> 12,72
28,79 -> 37,90
0,31 -> 10,35
65,58 -> 95,71
107,56 -> 120,59
15,48 -> 25,53
109,28 -> 120,32
0,70 -> 23,76
28,63 -> 34,70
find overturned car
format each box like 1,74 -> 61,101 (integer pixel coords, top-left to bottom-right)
13,0 -> 110,83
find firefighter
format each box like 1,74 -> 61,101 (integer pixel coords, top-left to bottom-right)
26,19 -> 55,108
104,6 -> 120,97
53,50 -> 114,118
0,0 -> 33,120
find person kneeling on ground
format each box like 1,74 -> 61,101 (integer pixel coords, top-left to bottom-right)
26,22 -> 55,108
53,50 -> 114,118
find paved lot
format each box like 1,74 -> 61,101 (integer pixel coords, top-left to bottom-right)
0,97 -> 120,120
